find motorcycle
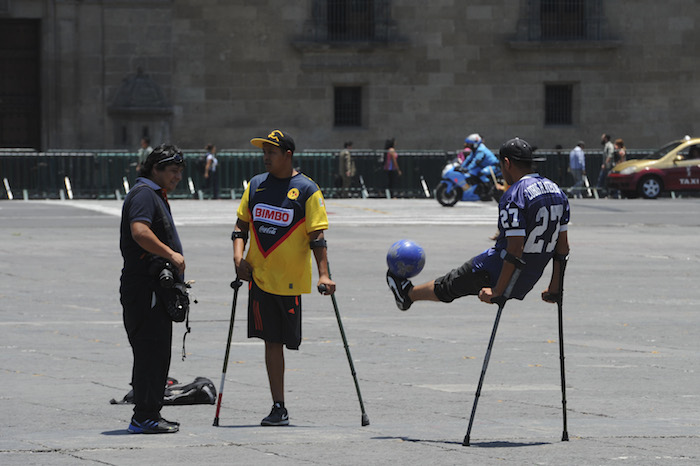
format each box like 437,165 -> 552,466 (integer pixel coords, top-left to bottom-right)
435,158 -> 505,206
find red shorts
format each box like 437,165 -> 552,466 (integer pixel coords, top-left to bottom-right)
248,280 -> 302,350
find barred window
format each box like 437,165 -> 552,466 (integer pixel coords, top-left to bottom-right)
540,0 -> 586,40
334,86 -> 362,127
545,84 -> 573,125
327,0 -> 375,41
299,0 -> 397,44
518,0 -> 610,42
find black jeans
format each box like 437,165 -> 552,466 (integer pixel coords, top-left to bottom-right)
433,258 -> 491,303
121,280 -> 172,421
206,171 -> 219,199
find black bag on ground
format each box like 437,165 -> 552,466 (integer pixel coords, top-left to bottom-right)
164,377 -> 217,405
110,377 -> 178,405
110,376 -> 216,405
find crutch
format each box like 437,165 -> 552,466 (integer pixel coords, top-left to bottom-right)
318,261 -> 370,426
463,258 -> 523,446
555,254 -> 569,441
213,278 -> 243,426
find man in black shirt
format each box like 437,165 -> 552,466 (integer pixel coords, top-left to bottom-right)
120,144 -> 185,434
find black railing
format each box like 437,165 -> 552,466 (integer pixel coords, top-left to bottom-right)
0,148 -> 653,200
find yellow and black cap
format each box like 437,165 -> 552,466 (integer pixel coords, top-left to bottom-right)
250,129 -> 296,154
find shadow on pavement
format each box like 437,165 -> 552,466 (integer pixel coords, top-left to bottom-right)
101,430 -> 132,436
373,436 -> 549,448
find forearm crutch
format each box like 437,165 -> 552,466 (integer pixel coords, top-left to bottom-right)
318,261 -> 370,426
213,278 -> 243,426
555,254 -> 569,441
463,255 -> 524,446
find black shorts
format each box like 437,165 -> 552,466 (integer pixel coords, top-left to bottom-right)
433,257 -> 492,303
248,280 -> 302,350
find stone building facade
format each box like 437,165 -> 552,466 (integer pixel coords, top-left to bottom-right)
1,0 -> 698,151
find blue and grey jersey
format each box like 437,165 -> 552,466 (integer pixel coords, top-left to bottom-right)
472,174 -> 570,299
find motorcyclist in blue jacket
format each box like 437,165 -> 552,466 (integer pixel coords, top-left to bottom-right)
461,133 -> 500,191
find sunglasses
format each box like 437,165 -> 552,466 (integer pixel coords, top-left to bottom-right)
157,153 -> 184,165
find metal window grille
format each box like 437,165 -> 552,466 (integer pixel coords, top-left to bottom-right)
334,87 -> 362,127
540,0 -> 585,40
327,0 -> 375,41
545,84 -> 573,125
527,0 -> 606,41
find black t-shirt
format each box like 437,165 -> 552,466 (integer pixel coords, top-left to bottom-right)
120,178 -> 183,282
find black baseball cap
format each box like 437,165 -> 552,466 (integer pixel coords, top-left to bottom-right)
499,137 -> 545,162
250,129 -> 296,153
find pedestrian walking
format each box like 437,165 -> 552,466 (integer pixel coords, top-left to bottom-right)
568,141 -> 586,198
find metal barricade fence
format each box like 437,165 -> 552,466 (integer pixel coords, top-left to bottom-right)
0,149 -> 652,200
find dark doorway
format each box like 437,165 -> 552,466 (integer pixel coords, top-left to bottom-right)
0,19 -> 41,149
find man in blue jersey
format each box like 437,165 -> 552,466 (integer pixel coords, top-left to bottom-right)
387,137 -> 570,310
232,129 -> 335,426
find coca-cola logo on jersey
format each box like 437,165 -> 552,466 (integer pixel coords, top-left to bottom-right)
253,203 -> 293,227
259,225 -> 277,235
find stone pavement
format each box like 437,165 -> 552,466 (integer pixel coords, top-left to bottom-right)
1,198 -> 699,465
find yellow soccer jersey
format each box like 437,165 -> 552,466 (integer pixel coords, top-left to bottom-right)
237,172 -> 329,295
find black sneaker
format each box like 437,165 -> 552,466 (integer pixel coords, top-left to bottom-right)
386,270 -> 413,311
159,416 -> 180,426
261,402 -> 289,426
127,417 -> 179,434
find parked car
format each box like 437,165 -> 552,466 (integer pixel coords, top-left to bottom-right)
606,137 -> 700,199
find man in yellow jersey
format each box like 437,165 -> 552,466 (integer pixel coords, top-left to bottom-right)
232,129 -> 335,426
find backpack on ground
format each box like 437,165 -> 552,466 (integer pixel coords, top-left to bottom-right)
164,377 -> 217,405
109,376 -> 216,405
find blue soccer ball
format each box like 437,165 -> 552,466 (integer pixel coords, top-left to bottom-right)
387,240 -> 425,278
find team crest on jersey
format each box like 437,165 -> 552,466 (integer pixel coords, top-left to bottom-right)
287,188 -> 300,200
252,203 -> 294,227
